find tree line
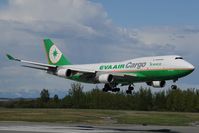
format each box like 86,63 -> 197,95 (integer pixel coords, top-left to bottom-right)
0,83 -> 199,112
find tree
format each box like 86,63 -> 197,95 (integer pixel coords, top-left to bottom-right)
40,89 -> 50,103
68,83 -> 85,108
53,94 -> 59,102
153,91 -> 166,110
135,87 -> 153,110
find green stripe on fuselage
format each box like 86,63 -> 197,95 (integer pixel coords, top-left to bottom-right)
117,69 -> 194,83
65,69 -> 193,84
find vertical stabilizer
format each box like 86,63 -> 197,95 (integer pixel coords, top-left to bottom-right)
43,39 -> 71,66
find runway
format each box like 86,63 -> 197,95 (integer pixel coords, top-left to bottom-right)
0,122 -> 198,133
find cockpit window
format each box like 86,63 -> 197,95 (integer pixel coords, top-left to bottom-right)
175,57 -> 183,59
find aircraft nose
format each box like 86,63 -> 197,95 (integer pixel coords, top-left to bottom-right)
186,62 -> 195,72
191,65 -> 195,70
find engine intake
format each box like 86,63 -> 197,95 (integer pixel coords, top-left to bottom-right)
97,74 -> 113,83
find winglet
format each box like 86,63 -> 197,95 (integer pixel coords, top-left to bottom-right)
6,54 -> 20,61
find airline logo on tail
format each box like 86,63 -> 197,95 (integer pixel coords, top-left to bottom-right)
43,39 -> 72,66
49,45 -> 62,64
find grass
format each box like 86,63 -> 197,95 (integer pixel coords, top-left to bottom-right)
0,108 -> 199,126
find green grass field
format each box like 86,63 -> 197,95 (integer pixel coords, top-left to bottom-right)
0,108 -> 199,126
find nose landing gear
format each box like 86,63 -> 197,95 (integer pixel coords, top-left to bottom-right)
171,79 -> 178,90
171,85 -> 177,90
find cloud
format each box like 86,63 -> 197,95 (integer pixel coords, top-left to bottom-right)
0,0 -> 121,97
0,0 -> 198,98
137,27 -> 199,64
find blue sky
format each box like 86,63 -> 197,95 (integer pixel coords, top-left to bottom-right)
93,0 -> 199,27
0,0 -> 198,98
0,0 -> 7,7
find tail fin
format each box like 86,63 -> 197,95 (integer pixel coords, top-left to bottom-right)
43,39 -> 72,66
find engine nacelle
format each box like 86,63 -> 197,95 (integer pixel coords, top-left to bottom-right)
56,69 -> 72,77
97,74 -> 113,83
147,81 -> 166,88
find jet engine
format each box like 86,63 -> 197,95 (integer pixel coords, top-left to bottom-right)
56,69 -> 72,77
97,74 -> 113,83
147,81 -> 166,88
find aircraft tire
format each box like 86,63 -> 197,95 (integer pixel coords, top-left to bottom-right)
126,90 -> 132,94
129,86 -> 134,90
111,88 -> 120,92
103,84 -> 112,92
111,88 -> 116,92
171,85 -> 177,90
116,88 -> 120,92
102,88 -> 108,92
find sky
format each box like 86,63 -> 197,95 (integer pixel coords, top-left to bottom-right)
93,0 -> 199,27
0,0 -> 199,98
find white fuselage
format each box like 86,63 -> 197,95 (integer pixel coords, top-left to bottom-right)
61,55 -> 194,73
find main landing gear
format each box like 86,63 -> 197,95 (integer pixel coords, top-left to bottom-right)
102,83 -> 134,94
171,79 -> 178,90
126,85 -> 134,94
102,83 -> 120,92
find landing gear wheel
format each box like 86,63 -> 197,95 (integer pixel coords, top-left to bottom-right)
126,85 -> 134,94
126,90 -> 132,94
103,84 -> 111,92
171,85 -> 177,90
129,86 -> 134,91
104,84 -> 110,89
111,87 -> 120,92
128,85 -> 134,90
102,87 -> 108,92
116,88 -> 120,92
112,88 -> 116,92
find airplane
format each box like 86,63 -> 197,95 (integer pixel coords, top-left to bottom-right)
6,39 -> 195,94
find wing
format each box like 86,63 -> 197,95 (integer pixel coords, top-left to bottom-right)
65,67 -> 96,74
6,54 -> 143,84
7,54 -> 97,78
6,54 -> 57,71
111,72 -> 143,80
108,72 -> 145,85
63,66 -> 96,82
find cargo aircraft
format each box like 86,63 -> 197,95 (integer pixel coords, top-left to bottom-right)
7,39 -> 195,94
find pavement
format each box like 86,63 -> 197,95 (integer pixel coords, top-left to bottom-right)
0,122 -> 198,133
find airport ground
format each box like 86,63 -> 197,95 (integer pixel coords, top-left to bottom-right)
0,108 -> 199,133
0,121 -> 198,133
1,108 -> 199,125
